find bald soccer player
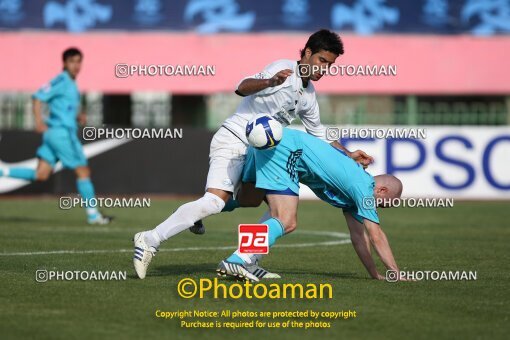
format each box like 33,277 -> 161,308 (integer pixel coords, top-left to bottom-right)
218,128 -> 408,282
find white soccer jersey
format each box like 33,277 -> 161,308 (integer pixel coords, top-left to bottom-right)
222,59 -> 326,143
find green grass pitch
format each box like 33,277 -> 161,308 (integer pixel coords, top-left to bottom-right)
0,199 -> 508,339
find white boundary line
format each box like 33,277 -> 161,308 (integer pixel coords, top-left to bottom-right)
0,231 -> 351,256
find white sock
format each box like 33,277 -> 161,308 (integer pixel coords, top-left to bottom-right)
0,167 -> 9,177
86,207 -> 99,217
233,250 -> 254,265
147,192 -> 225,248
144,230 -> 161,249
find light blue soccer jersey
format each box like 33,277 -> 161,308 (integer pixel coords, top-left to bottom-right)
32,70 -> 80,130
243,128 -> 379,224
32,71 -> 86,169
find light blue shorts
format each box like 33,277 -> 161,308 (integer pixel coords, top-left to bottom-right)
36,127 -> 87,169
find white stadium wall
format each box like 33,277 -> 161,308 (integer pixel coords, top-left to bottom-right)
293,126 -> 510,200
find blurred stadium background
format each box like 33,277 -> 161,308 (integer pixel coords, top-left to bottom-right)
0,0 -> 509,199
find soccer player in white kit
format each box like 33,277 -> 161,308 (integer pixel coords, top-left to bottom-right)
133,29 -> 373,279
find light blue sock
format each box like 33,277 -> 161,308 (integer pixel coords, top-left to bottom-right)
3,168 -> 36,181
76,178 -> 99,219
265,218 -> 285,246
222,198 -> 240,212
227,217 -> 285,265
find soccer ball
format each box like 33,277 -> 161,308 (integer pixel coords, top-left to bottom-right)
246,114 -> 283,149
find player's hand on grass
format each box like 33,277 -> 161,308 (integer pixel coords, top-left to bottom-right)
370,273 -> 386,280
349,150 -> 374,169
268,69 -> 293,87
376,273 -> 386,280
35,121 -> 48,133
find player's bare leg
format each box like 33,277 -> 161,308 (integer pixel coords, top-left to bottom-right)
265,194 -> 299,233
35,159 -> 52,181
195,182 -> 280,280
0,158 -> 49,181
218,193 -> 298,281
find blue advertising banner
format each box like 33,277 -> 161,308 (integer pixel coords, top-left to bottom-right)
0,0 -> 509,35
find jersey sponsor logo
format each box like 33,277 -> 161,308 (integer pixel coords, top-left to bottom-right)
275,105 -> 296,125
238,224 -> 269,254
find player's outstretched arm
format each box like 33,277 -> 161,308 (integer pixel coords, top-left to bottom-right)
363,219 -> 400,274
344,212 -> 382,279
331,141 -> 374,168
32,98 -> 47,133
236,69 -> 293,96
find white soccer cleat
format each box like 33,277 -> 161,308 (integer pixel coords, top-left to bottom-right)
216,260 -> 259,282
246,261 -> 281,279
133,232 -> 157,279
87,214 -> 113,225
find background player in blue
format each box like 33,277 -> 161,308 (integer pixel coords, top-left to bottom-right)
217,128 -> 409,281
0,48 -> 111,225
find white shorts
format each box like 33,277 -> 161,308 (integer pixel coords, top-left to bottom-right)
205,127 -> 248,194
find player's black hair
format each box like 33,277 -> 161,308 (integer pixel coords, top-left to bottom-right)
300,29 -> 344,58
62,47 -> 83,62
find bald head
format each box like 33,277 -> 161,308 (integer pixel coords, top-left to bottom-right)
374,175 -> 403,205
